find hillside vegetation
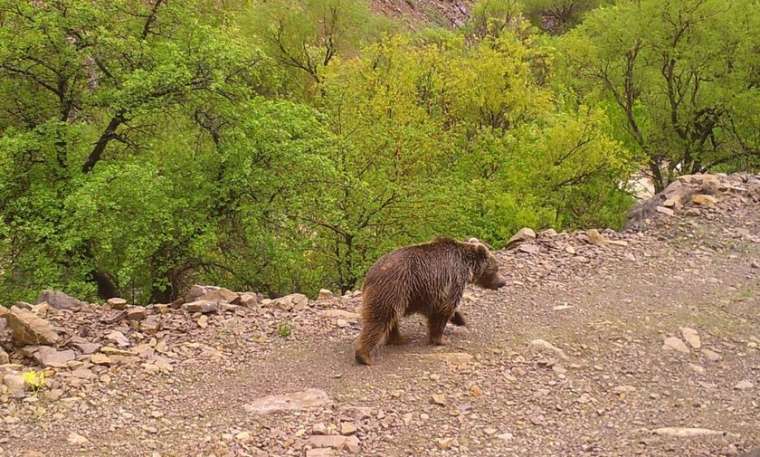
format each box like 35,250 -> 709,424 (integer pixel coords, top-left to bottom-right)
1,0 -> 758,303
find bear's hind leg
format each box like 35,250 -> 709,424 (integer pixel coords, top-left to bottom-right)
355,319 -> 392,365
449,311 -> 466,326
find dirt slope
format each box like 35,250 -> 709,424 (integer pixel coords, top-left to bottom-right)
2,177 -> 760,457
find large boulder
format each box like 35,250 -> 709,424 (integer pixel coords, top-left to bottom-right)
677,173 -> 720,194
184,285 -> 239,304
267,293 -> 309,312
36,289 -> 85,311
624,173 -> 725,231
506,228 -> 537,249
234,293 -> 259,307
4,306 -> 59,346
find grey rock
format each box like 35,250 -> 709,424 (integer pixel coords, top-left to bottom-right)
3,372 -> 27,398
306,449 -> 335,457
653,427 -> 724,437
106,298 -> 128,310
234,293 -> 259,307
319,309 -> 360,321
307,435 -> 359,451
36,289 -> 85,311
140,316 -> 161,334
507,227 -> 537,248
126,307 -> 147,321
268,293 -> 309,312
702,348 -> 722,362
184,285 -> 238,304
105,330 -> 131,347
244,388 -> 331,415
317,289 -> 334,301
663,336 -> 690,354
734,380 -> 754,391
33,346 -> 76,368
529,339 -> 569,360
680,327 -> 701,349
182,300 -> 218,314
518,243 -> 541,255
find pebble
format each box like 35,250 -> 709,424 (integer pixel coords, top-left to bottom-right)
66,432 -> 89,445
688,364 -> 706,375
734,380 -> 754,391
529,339 -> 569,360
431,394 -> 446,406
680,327 -> 701,349
653,427 -> 724,437
340,422 -> 357,436
663,336 -> 690,354
702,348 -> 722,362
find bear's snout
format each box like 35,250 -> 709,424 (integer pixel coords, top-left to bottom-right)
478,273 -> 506,290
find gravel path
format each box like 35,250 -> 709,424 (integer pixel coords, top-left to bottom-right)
2,185 -> 759,457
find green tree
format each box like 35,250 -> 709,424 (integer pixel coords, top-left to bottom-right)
438,31 -> 634,238
466,0 -> 524,39
300,29 -> 636,294
300,36 -> 455,291
561,0 -> 760,191
240,0 -> 392,99
521,0 -> 608,33
0,0 -> 662,305
0,0 -> 265,302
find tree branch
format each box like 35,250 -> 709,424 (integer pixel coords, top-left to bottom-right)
142,0 -> 165,40
82,112 -> 125,174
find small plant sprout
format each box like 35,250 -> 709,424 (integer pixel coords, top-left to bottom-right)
277,322 -> 292,338
23,370 -> 47,394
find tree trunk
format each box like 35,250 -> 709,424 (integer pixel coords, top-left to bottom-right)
649,158 -> 666,193
91,270 -> 119,300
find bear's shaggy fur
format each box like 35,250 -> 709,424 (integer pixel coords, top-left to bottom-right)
355,237 -> 506,365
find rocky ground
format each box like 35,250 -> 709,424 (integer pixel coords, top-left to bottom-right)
1,173 -> 760,457
371,0 -> 472,28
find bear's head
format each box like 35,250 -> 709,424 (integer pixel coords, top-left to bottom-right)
466,238 -> 506,290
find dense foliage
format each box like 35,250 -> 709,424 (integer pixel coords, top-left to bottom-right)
0,0 -> 757,303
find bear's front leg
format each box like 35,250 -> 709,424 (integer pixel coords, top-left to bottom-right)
427,313 -> 450,346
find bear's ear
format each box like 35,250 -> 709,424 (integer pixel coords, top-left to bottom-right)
467,237 -> 493,251
468,242 -> 488,258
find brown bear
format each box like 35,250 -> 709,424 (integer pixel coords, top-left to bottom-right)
354,236 -> 506,365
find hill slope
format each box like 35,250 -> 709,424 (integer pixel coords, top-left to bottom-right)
371,0 -> 473,27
